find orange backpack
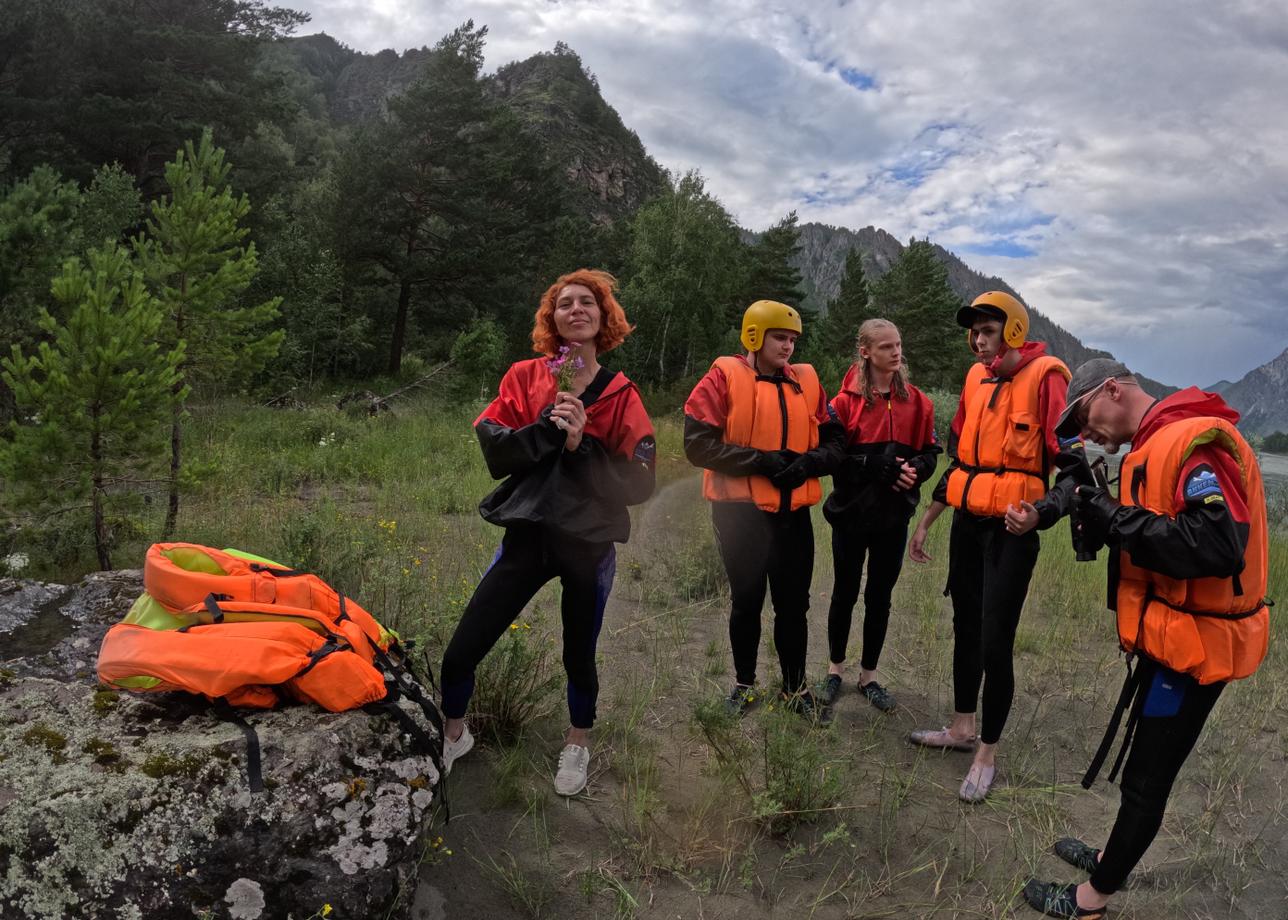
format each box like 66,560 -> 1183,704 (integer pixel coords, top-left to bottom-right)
97,543 -> 445,795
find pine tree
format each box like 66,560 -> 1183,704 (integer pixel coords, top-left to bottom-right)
0,163 -> 144,422
135,129 -> 282,537
744,211 -> 805,308
0,244 -> 185,569
334,22 -> 559,375
620,171 -> 748,385
813,247 -> 874,387
869,239 -> 968,390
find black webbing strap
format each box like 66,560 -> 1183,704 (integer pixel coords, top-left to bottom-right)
1081,655 -> 1144,789
293,640 -> 341,678
955,461 -> 1047,481
213,698 -> 264,794
203,594 -> 226,623
249,563 -> 309,577
984,376 -> 1008,409
365,689 -> 450,823
370,642 -> 446,758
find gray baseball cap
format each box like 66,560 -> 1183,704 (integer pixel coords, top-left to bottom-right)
1055,357 -> 1133,439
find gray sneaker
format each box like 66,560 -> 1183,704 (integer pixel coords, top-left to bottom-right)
554,743 -> 590,796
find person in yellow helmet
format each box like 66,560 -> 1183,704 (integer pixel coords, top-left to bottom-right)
907,291 -> 1070,802
684,300 -> 840,718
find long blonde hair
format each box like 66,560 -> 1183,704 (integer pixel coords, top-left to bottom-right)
853,318 -> 910,404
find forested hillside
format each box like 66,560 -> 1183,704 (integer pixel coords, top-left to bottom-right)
7,0 -> 1275,572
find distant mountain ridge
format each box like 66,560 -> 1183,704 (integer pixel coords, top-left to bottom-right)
281,34 -> 666,222
1219,347 -> 1288,436
787,222 -> 1177,397
282,33 -> 1286,416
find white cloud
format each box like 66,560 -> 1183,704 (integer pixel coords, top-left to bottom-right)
288,0 -> 1288,385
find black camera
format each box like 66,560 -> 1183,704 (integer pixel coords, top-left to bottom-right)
1053,441 -> 1111,561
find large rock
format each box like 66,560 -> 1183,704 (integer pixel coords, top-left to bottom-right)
0,571 -> 440,920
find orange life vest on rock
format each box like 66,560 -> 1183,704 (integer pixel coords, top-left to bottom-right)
946,357 -> 1070,516
1114,418 -> 1269,684
99,544 -> 410,711
701,356 -> 822,512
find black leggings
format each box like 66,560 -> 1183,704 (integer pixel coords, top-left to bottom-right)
827,520 -> 908,669
947,510 -> 1039,745
1090,661 -> 1225,893
711,502 -> 814,693
440,525 -> 616,729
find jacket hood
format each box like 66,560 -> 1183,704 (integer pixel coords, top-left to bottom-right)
1135,387 -> 1241,447
840,363 -> 860,395
989,340 -> 1048,377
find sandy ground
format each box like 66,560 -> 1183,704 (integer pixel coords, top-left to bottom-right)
414,475 -> 1288,920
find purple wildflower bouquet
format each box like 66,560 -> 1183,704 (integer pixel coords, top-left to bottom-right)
546,343 -> 583,429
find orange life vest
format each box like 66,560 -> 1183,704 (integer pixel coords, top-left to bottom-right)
1114,417 -> 1269,684
96,543 -> 446,798
99,544 -> 407,711
946,356 -> 1070,516
701,356 -> 822,512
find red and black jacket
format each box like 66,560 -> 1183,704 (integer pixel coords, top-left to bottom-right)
475,358 -> 656,544
823,364 -> 941,527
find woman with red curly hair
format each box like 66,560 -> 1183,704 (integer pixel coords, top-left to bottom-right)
439,269 -> 655,797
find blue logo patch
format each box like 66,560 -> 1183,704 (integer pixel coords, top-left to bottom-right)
1184,468 -> 1224,501
633,437 -> 657,464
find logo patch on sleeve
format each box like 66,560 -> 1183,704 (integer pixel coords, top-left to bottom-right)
1184,466 -> 1224,503
633,436 -> 657,464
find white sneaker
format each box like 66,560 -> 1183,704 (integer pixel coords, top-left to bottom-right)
443,724 -> 474,774
554,743 -> 590,796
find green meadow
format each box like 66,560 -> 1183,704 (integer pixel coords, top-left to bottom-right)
12,390 -> 1287,919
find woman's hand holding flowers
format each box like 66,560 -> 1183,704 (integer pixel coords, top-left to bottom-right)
551,393 -> 587,450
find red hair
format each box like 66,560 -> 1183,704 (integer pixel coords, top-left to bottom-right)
531,269 -> 634,356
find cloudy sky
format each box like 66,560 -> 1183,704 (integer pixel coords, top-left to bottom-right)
289,0 -> 1287,386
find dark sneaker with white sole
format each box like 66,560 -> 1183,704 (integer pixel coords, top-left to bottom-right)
1021,879 -> 1108,919
858,680 -> 896,712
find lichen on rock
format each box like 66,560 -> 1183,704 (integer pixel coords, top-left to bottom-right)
0,570 -> 441,919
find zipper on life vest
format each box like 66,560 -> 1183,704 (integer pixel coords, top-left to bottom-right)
776,379 -> 790,512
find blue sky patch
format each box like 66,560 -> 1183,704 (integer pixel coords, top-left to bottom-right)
840,68 -> 877,90
959,240 -> 1039,259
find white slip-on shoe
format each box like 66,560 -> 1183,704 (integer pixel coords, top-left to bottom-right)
443,724 -> 474,774
553,743 -> 590,796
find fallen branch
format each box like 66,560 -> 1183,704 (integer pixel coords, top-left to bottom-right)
336,360 -> 454,415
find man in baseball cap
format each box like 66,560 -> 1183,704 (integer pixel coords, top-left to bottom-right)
1012,359 -> 1269,919
1052,357 -> 1136,448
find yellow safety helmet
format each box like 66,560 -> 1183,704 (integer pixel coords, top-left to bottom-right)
956,291 -> 1028,348
741,300 -> 802,352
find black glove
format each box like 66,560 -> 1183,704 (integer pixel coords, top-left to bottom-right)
771,454 -> 816,491
1076,485 -> 1122,545
868,454 -> 905,486
755,449 -> 798,478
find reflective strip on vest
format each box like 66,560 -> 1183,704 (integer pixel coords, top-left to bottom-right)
1114,418 -> 1269,684
946,356 -> 1070,517
701,356 -> 823,512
